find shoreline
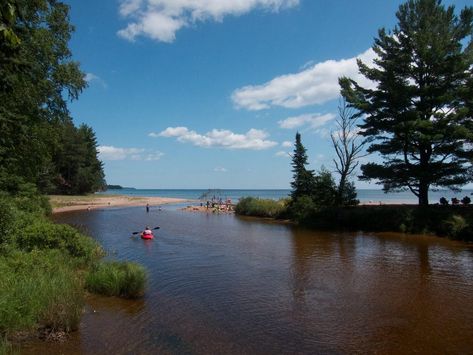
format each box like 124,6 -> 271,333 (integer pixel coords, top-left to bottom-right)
50,195 -> 189,213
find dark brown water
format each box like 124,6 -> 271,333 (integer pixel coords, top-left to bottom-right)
21,206 -> 473,354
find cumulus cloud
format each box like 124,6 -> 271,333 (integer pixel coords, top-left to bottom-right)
281,141 -> 292,148
275,150 -> 290,158
117,0 -> 299,42
232,48 -> 376,110
153,126 -> 277,150
98,145 -> 164,161
278,113 -> 335,130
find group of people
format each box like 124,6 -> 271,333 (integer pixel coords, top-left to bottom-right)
204,197 -> 233,212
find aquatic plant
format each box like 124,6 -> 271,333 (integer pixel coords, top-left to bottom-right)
86,261 -> 147,299
235,197 -> 287,218
0,250 -> 84,334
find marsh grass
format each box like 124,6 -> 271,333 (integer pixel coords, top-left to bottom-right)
235,197 -> 288,218
0,250 -> 84,335
86,261 -> 147,298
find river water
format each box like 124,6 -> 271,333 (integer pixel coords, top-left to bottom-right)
22,205 -> 473,354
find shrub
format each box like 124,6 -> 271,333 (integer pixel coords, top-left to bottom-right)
14,220 -> 102,262
0,196 -> 17,247
235,197 -> 287,218
288,195 -> 318,223
461,196 -> 471,205
440,197 -> 449,205
86,261 -> 147,299
442,215 -> 468,238
0,250 -> 84,333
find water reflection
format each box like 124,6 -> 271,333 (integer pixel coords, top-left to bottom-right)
23,207 -> 473,354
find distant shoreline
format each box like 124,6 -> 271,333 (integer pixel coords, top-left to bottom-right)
50,195 -> 189,213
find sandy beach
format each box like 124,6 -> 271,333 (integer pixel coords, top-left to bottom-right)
181,204 -> 235,214
50,194 -> 188,213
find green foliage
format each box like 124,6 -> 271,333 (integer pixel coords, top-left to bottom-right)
294,205 -> 473,240
288,195 -> 317,223
0,250 -> 83,334
0,191 -> 128,343
442,215 -> 469,238
311,167 -> 338,207
15,220 -> 102,262
338,180 -> 359,206
340,0 -> 473,206
0,0 -> 105,196
235,197 -> 288,218
86,261 -> 147,299
290,133 -> 315,201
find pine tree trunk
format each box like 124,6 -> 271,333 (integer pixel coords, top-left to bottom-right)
418,182 -> 429,207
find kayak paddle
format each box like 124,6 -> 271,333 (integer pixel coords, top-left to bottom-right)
132,226 -> 160,235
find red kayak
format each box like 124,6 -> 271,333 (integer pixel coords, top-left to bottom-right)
141,232 -> 154,240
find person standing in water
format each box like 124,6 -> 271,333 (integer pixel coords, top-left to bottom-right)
146,203 -> 149,213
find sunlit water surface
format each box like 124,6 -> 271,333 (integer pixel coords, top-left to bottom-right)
21,205 -> 473,354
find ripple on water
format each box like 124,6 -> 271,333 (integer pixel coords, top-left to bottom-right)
36,207 -> 473,354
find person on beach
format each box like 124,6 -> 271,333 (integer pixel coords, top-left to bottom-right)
146,203 -> 149,213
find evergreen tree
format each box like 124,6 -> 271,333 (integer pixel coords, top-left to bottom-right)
340,0 -> 473,206
290,133 -> 315,201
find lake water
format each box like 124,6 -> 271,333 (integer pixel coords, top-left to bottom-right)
22,206 -> 473,354
98,188 -> 473,205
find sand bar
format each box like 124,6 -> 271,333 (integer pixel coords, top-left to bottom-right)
50,194 -> 188,213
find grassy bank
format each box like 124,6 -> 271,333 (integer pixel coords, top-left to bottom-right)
235,197 -> 473,240
234,197 -> 288,218
0,188 -> 147,349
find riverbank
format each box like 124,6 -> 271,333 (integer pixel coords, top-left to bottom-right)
49,195 -> 188,213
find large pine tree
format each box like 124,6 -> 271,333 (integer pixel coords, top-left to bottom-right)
340,0 -> 473,206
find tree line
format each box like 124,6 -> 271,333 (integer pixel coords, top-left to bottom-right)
0,0 -> 105,195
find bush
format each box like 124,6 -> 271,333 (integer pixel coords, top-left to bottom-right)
461,196 -> 471,205
14,220 -> 102,262
288,195 -> 317,223
86,261 -> 147,299
235,197 -> 288,218
442,215 -> 469,238
0,250 -> 84,333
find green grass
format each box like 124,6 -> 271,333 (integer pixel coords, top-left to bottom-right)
86,261 -> 147,299
0,250 -> 84,334
235,197 -> 288,218
0,192 -> 148,346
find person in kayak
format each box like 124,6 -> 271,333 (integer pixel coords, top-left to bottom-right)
142,226 -> 153,237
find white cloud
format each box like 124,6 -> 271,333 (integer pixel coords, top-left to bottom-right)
232,48 -> 376,110
278,113 -> 335,130
117,0 -> 299,42
153,126 -> 277,150
275,150 -> 290,158
98,145 -> 164,161
214,167 -> 228,172
281,141 -> 292,148
84,73 -> 107,88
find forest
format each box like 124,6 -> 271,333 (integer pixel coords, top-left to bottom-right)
1,0 -> 105,196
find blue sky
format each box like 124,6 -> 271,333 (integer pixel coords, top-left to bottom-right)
65,0 -> 471,189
